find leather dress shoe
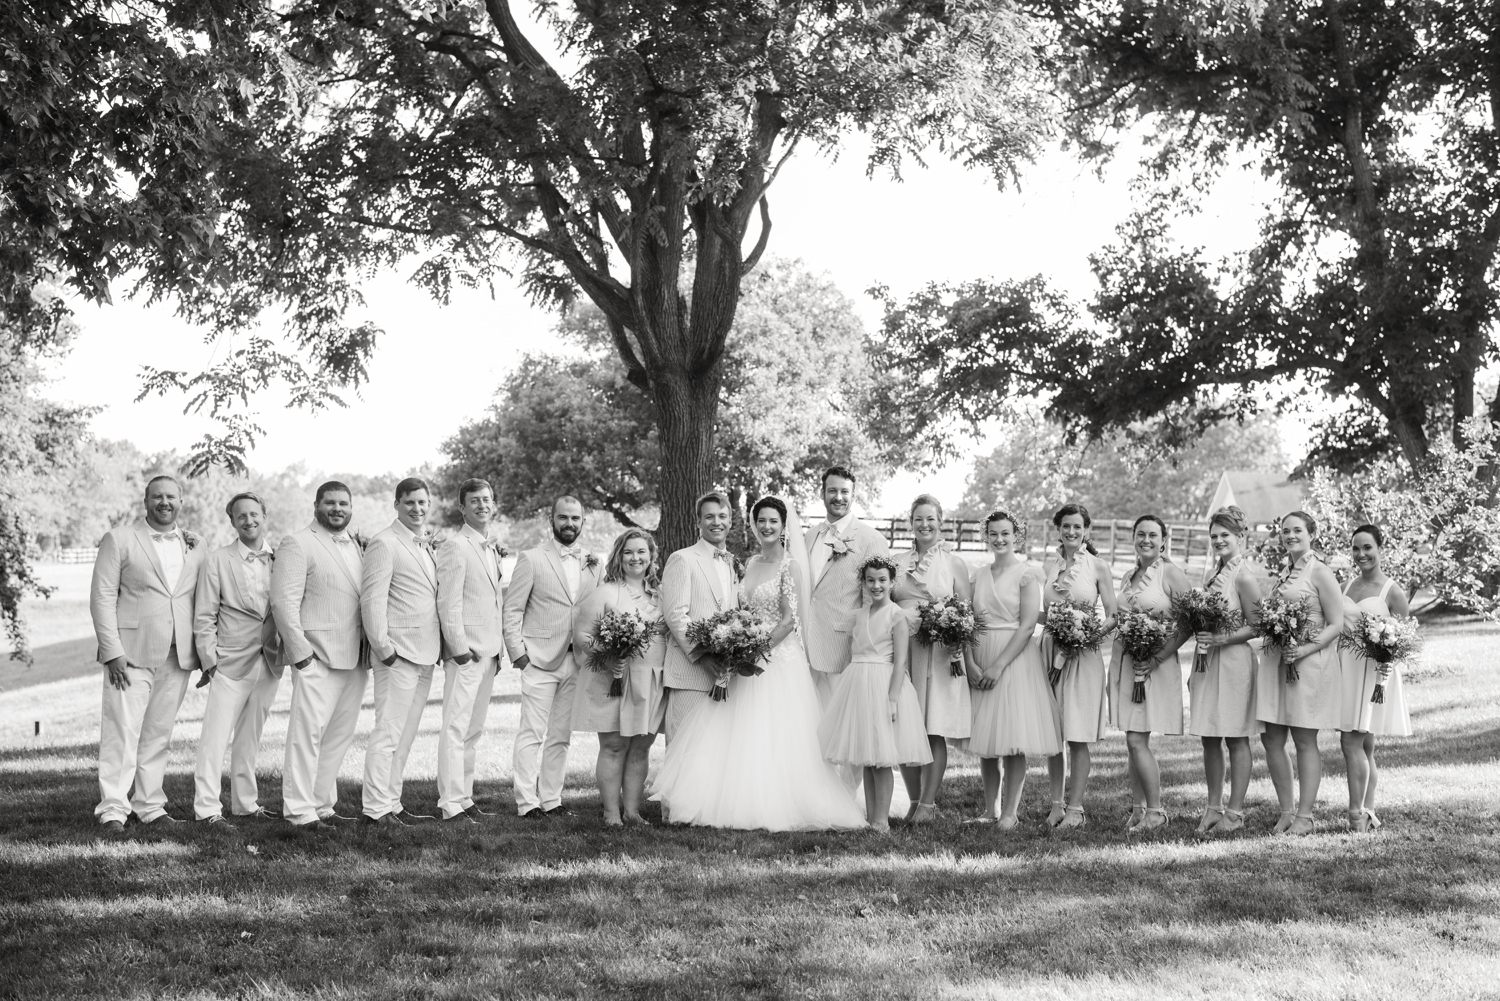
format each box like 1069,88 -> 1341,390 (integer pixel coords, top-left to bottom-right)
142,813 -> 183,825
465,805 -> 495,817
100,820 -> 126,835
292,818 -> 332,831
323,812 -> 358,824
443,812 -> 478,824
518,808 -> 542,819
362,813 -> 412,828
199,815 -> 236,829
543,806 -> 569,817
400,811 -> 437,822
236,807 -> 281,820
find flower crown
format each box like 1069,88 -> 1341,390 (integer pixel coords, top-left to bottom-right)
857,554 -> 900,580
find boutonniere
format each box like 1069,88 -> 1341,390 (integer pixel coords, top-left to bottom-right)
183,529 -> 202,552
732,554 -> 746,582
585,553 -> 600,571
824,534 -> 850,558
484,539 -> 510,559
352,531 -> 370,552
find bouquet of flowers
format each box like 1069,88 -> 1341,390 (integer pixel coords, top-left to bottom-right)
1115,610 -> 1173,704
1042,599 -> 1108,689
1253,595 -> 1316,681
686,608 -> 775,702
1338,612 -> 1421,704
914,595 -> 984,677
1171,587 -> 1241,673
585,608 -> 655,697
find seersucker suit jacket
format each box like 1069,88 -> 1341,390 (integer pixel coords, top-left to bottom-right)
501,540 -> 601,672
361,521 -> 442,666
803,518 -> 891,675
436,524 -> 505,661
90,520 -> 203,671
271,522 -> 366,671
660,540 -> 743,693
194,543 -> 283,681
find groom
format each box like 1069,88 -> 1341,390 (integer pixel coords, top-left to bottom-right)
661,491 -> 741,740
804,465 -> 891,709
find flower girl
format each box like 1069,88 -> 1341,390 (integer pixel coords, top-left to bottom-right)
819,555 -> 932,831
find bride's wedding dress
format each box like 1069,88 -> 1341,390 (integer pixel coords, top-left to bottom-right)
651,557 -> 866,831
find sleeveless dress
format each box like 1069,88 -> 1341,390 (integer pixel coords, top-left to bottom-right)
1187,557 -> 1259,738
650,559 -> 865,831
1254,555 -> 1341,729
966,561 -> 1062,757
571,583 -> 667,736
819,602 -> 933,767
1337,580 -> 1413,736
1108,559 -> 1184,735
891,546 -> 972,739
1042,550 -> 1110,743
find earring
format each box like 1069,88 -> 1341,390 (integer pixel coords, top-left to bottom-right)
779,533 -> 787,547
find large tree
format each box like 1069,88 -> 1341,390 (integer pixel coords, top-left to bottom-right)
873,1 -> 1500,470
127,1 -> 1048,551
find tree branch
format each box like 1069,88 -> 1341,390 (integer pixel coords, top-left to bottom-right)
740,196 -> 772,276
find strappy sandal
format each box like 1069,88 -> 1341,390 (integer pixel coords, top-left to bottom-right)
1367,809 -> 1383,830
909,803 -> 938,825
1216,808 -> 1245,833
1125,806 -> 1146,832
1272,809 -> 1296,834
1196,806 -> 1225,834
1046,799 -> 1066,828
1287,812 -> 1316,836
1347,808 -> 1371,833
1138,807 -> 1168,831
996,815 -> 1019,831
1057,805 -> 1086,829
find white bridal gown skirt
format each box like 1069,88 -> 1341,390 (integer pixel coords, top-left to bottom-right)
651,640 -> 866,832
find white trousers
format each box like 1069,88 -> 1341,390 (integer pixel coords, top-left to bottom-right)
362,657 -> 435,819
512,655 -> 576,813
192,660 -> 281,819
437,655 -> 496,818
282,660 -> 368,825
663,688 -> 710,743
96,648 -> 191,824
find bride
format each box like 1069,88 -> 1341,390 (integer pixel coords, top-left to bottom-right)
652,496 -> 866,831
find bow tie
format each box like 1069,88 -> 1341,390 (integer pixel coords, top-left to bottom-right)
243,550 -> 272,563
711,549 -> 732,563
151,530 -> 179,543
331,535 -> 353,545
558,545 -> 583,559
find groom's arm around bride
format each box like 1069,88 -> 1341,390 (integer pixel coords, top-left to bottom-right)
661,491 -> 740,740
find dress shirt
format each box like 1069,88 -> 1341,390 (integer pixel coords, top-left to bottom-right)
553,539 -> 582,599
463,523 -> 498,581
693,538 -> 733,603
808,511 -> 857,581
390,518 -> 436,573
236,539 -> 272,612
328,529 -> 364,579
148,525 -> 186,592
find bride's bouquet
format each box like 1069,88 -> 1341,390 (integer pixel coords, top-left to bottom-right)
1338,612 -> 1420,704
1115,610 -> 1173,704
1171,587 -> 1241,672
1253,594 -> 1316,681
914,595 -> 984,677
686,608 -> 775,702
1042,599 -> 1108,689
585,608 -> 654,697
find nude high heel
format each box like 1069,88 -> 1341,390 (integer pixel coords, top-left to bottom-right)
1196,806 -> 1225,834
1125,806 -> 1145,832
1347,808 -> 1371,833
1273,810 -> 1296,834
1216,808 -> 1245,833
1138,807 -> 1168,832
1057,805 -> 1086,829
1287,812 -> 1316,836
1046,799 -> 1066,828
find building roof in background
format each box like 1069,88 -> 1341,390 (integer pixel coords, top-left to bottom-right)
1206,470 -> 1305,526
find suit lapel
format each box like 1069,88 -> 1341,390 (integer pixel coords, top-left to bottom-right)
695,548 -> 726,608
542,544 -> 572,599
313,529 -> 360,592
397,531 -> 437,588
812,525 -> 839,590
465,533 -> 499,592
133,523 -> 170,591
221,549 -> 249,612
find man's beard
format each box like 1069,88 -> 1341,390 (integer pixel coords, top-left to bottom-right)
553,524 -> 580,545
315,509 -> 350,532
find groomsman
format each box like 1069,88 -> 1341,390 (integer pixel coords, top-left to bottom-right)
805,465 -> 891,708
273,481 -> 368,829
361,476 -> 443,826
89,474 -> 203,830
502,495 -> 600,817
191,491 -> 284,825
435,478 -> 505,822
661,492 -> 742,740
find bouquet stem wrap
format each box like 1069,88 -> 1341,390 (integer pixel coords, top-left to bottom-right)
686,609 -> 774,704
1338,612 -> 1420,705
1116,610 -> 1172,706
585,608 -> 654,699
1170,588 -> 1240,674
1253,595 -> 1316,685
1042,600 -> 1107,692
913,595 -> 982,682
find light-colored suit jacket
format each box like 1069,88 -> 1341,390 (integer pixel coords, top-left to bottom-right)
436,524 -> 504,661
90,521 -> 202,670
501,541 -> 602,672
361,520 -> 442,666
194,543 -> 283,681
271,522 -> 366,671
661,540 -> 743,692
804,518 -> 891,674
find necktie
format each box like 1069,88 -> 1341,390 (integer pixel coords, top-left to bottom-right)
244,550 -> 272,563
559,545 -> 582,560
151,530 -> 180,543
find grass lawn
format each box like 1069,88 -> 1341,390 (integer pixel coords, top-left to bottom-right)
1,617 -> 1497,1000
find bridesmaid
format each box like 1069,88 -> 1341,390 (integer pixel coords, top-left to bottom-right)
1337,524 -> 1412,833
892,493 -> 974,823
966,510 -> 1061,828
571,528 -> 668,827
1255,510 -> 1344,836
1108,514 -> 1189,832
1041,503 -> 1118,829
1189,505 -> 1261,834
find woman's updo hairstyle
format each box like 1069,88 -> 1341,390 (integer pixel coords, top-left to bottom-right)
910,493 -> 944,521
1209,505 -> 1248,536
1351,523 -> 1384,548
750,496 -> 787,524
1132,513 -> 1168,539
983,509 -> 1026,541
1052,502 -> 1099,555
1283,510 -> 1318,534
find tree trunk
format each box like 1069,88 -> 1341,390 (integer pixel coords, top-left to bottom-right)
651,368 -> 720,554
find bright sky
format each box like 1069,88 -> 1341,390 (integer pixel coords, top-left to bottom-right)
43,129 -> 1280,516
